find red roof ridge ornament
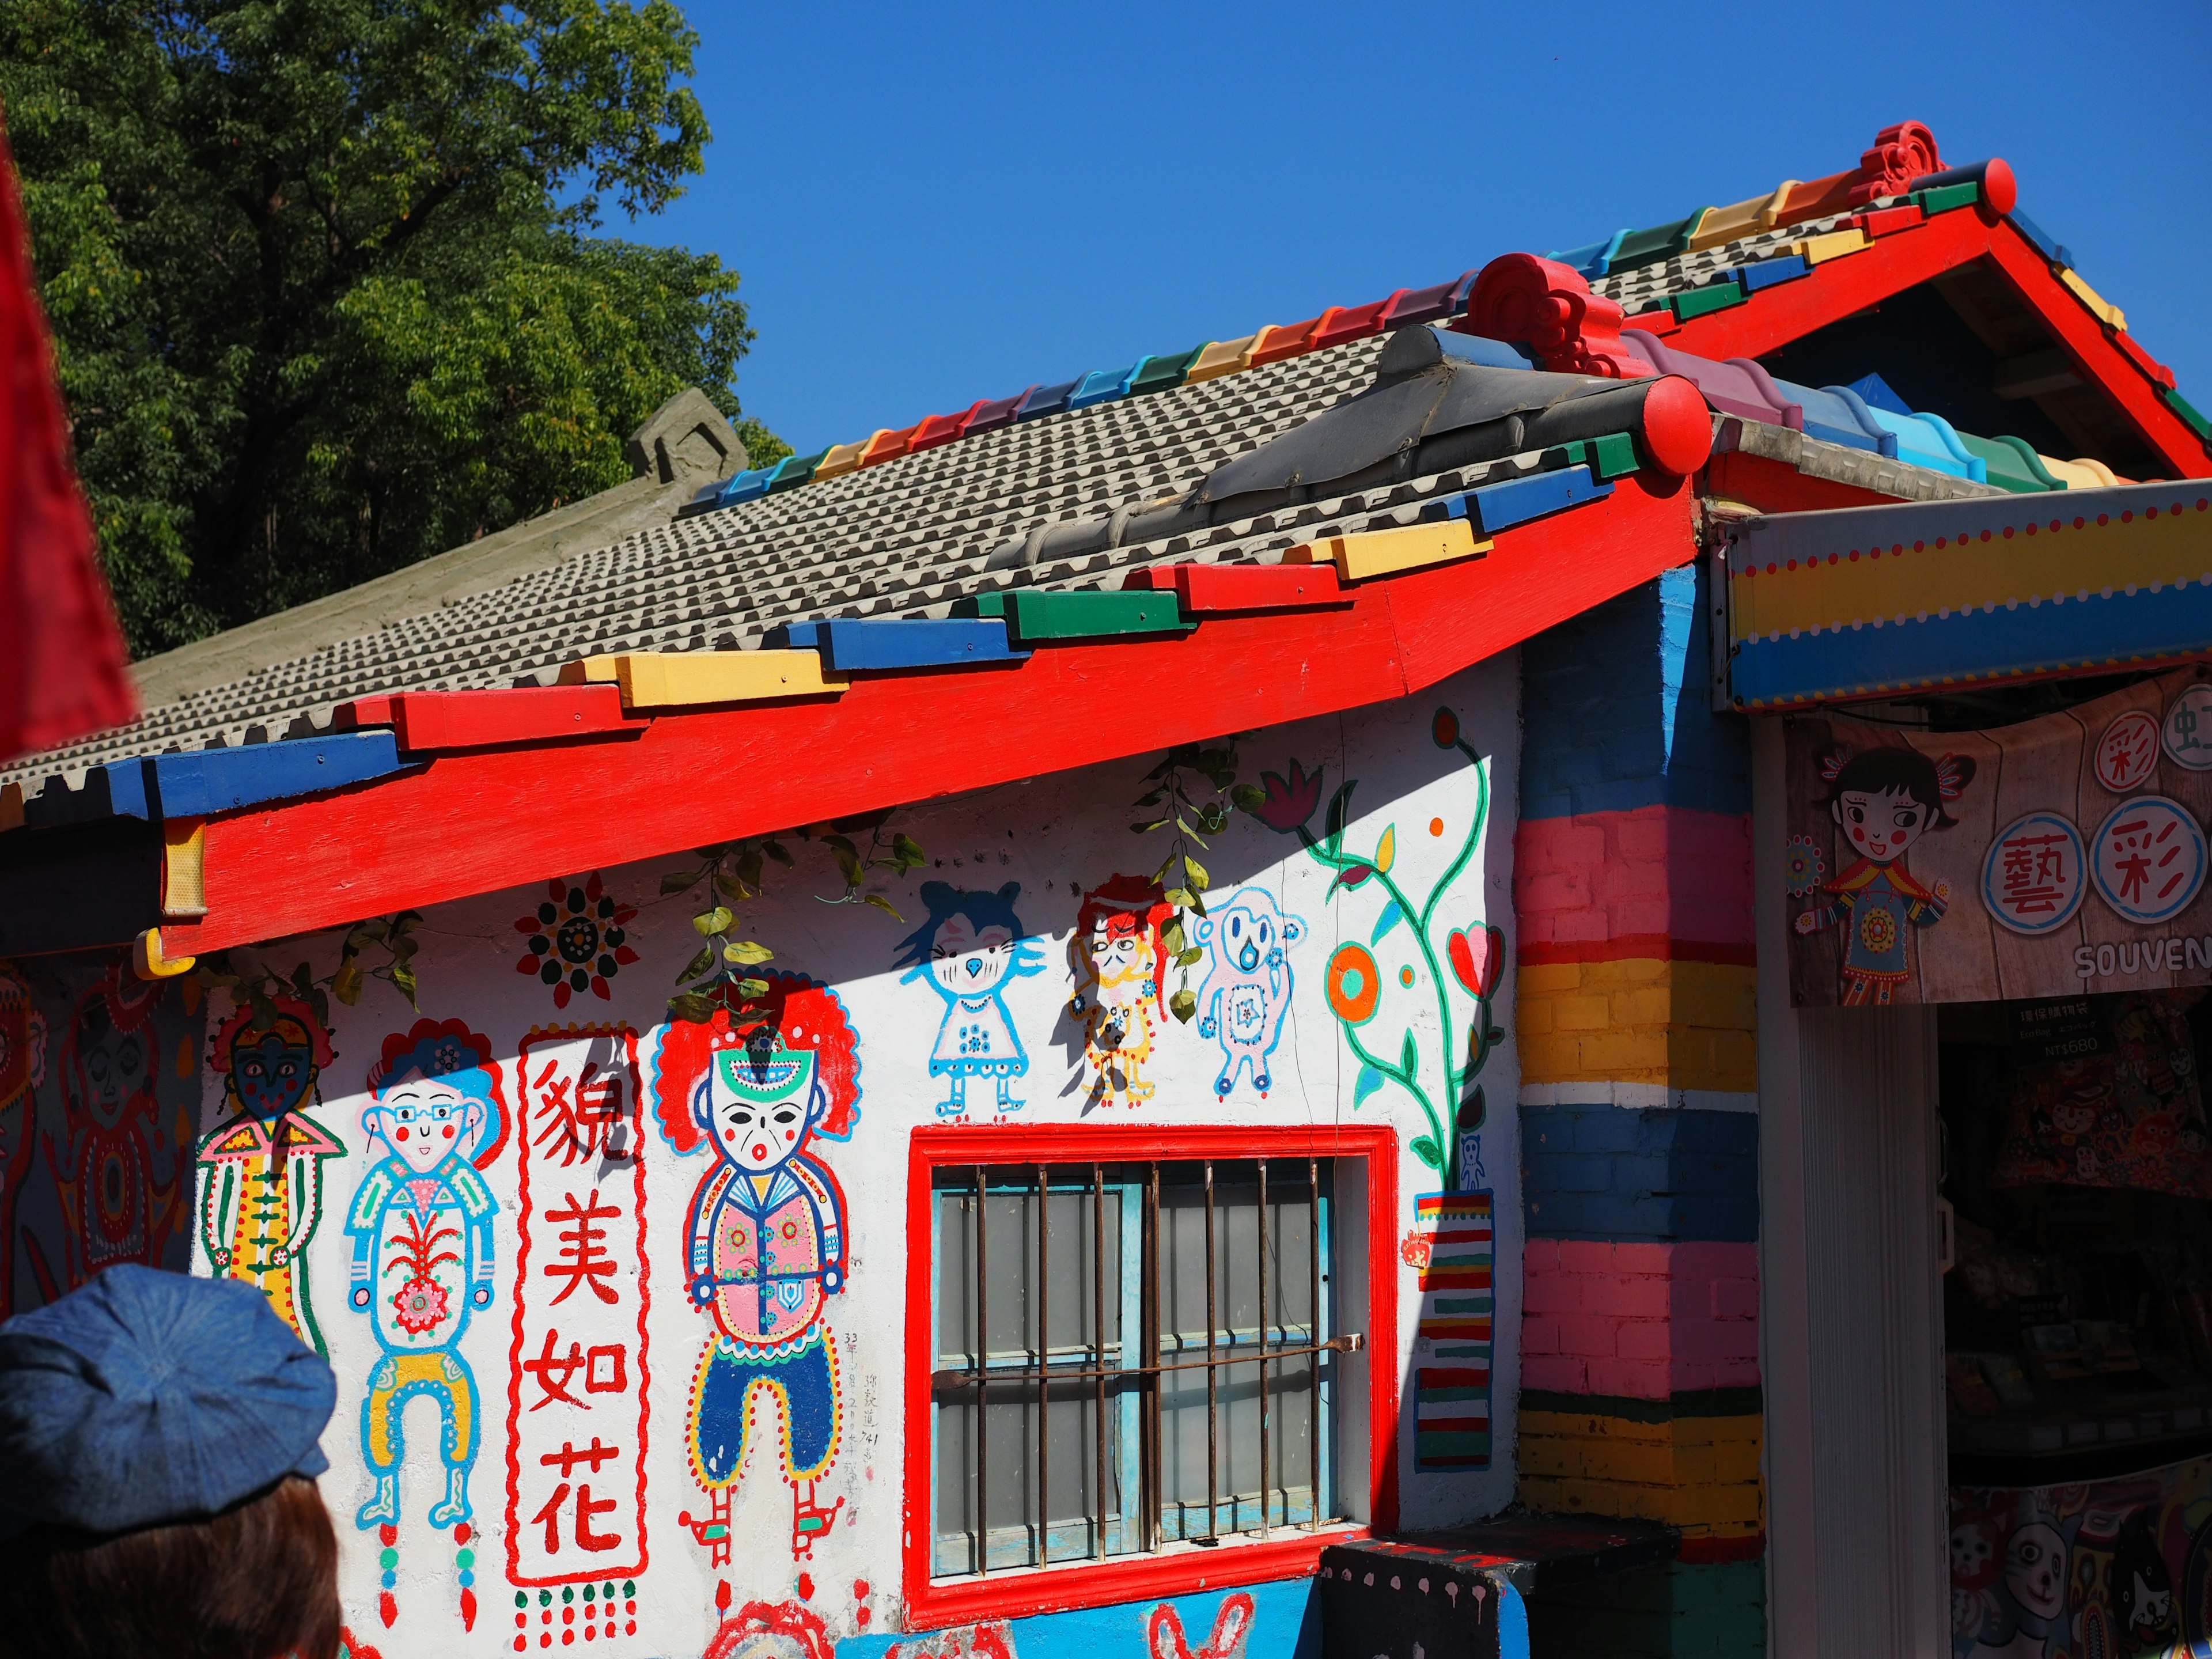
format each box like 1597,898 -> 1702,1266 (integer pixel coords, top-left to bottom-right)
1455,253 -> 1658,379
1850,120 -> 1943,206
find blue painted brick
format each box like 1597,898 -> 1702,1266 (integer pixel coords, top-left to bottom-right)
1669,1110 -> 1759,1156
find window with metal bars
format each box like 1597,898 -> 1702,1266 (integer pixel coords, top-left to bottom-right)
929,1158 -> 1363,1578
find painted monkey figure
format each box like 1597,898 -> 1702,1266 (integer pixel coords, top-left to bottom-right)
197,995 -> 344,1352
658,976 -> 860,1561
894,882 -> 1044,1118
50,964 -> 179,1289
0,963 -> 47,1316
1068,876 -> 1175,1109
344,1021 -> 503,1532
1193,889 -> 1305,1099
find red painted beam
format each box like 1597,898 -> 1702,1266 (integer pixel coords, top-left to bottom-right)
340,685 -> 644,752
160,480 -> 1694,956
1662,212 -> 2210,481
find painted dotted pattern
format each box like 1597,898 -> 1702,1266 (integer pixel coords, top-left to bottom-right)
513,1581 -> 639,1649
1734,497 -> 2212,707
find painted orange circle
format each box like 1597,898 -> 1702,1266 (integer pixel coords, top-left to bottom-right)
1429,817 -> 1445,837
1325,944 -> 1381,1025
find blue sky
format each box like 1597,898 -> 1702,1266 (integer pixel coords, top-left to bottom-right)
642,0 -> 2212,459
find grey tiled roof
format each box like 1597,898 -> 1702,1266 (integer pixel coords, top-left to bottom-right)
6,336 -> 1391,787
1588,200 -> 1897,316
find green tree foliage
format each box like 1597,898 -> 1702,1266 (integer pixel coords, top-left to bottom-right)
0,0 -> 788,656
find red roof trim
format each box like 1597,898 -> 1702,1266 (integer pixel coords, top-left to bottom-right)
158,479 -> 1695,956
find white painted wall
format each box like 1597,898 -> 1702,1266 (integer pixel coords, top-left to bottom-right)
195,655 -> 1521,1656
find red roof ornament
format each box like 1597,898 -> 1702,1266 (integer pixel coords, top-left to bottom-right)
1457,253 -> 1658,379
1850,120 -> 1944,206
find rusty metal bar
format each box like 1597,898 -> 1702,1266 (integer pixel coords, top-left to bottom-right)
927,1334 -> 1361,1390
1204,1160 -> 1217,1542
1036,1162 -> 1049,1567
974,1164 -> 988,1577
1092,1163 -> 1107,1560
1145,1162 -> 1161,1551
1257,1158 -> 1270,1537
1309,1157 -> 1321,1529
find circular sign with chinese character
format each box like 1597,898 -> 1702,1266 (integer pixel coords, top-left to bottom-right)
1982,812 -> 2088,934
2163,686 -> 2212,771
2095,710 -> 2162,793
2090,795 -> 2209,924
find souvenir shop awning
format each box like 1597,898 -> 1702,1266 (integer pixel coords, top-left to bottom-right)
1724,482 -> 2212,710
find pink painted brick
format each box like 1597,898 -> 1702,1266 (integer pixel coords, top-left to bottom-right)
1522,1238 -> 1562,1274
1521,1272 -> 1584,1316
1710,1278 -> 1761,1320
1556,1240 -> 1616,1275
1555,1315 -> 1618,1358
1612,1243 -> 1675,1277
1584,1275 -> 1671,1321
1546,910 -> 1614,944
1608,898 -> 1675,935
1671,1241 -> 1759,1281
1670,1317 -> 1760,1363
1615,1320 -> 1674,1362
1710,1355 -> 1762,1388
1671,1360 -> 1722,1392
1521,1316 -> 1563,1356
1586,1357 -> 1671,1399
1521,1355 -> 1590,1393
1518,872 -> 1592,912
1594,859 -> 1673,903
1514,821 -> 1609,870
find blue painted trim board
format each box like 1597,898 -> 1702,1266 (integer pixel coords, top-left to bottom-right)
772,618 -> 1030,672
1445,465 -> 1611,535
1730,579 -> 2212,709
148,732 -> 407,818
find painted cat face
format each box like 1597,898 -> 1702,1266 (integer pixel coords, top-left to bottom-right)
705,1048 -> 820,1173
929,916 -> 1015,997
2005,1522 -> 2066,1618
369,1078 -> 480,1175
233,1031 -> 315,1123
1834,784 -> 1931,863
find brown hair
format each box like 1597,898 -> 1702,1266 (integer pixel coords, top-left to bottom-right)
0,1474 -> 340,1659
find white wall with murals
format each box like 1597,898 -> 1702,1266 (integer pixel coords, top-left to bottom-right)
178,653 -> 1521,1659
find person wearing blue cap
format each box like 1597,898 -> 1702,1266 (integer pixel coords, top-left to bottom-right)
0,1263 -> 341,1658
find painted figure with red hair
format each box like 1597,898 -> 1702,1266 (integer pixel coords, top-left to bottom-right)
48,962 -> 178,1289
1069,876 -> 1175,1108
653,975 -> 858,1560
196,995 -> 345,1353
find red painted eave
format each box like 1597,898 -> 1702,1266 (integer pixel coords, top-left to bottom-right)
162,476 -> 1696,956
1658,211 -> 2209,482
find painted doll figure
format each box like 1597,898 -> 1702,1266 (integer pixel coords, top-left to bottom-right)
1194,888 -> 1305,1099
1794,745 -> 1975,1005
0,963 -> 47,1317
196,995 -> 345,1352
344,1020 -> 503,1530
1068,875 -> 1175,1109
655,975 -> 859,1561
50,963 -> 179,1287
894,881 -> 1044,1118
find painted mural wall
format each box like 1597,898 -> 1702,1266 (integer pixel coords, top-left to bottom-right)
81,656 -> 1515,1657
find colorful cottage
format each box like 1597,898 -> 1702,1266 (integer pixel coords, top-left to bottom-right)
2,120 -> 2209,1659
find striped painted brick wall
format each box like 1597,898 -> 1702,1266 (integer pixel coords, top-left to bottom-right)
1514,563 -> 1765,1658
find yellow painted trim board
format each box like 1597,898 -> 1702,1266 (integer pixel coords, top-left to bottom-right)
1790,229 -> 1870,267
133,927 -> 195,981
2061,267 -> 2126,331
614,651 -> 847,709
1289,519 -> 1488,582
812,441 -> 865,480
162,820 -> 207,920
1730,505 -> 2212,642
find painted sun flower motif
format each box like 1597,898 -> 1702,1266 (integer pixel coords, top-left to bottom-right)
1783,834 -> 1827,898
391,1275 -> 450,1336
515,873 -> 639,1008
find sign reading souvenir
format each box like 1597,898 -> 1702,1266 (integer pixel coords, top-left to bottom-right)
1783,664 -> 2212,1005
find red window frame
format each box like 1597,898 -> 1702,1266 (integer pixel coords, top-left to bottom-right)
899,1121 -> 1399,1628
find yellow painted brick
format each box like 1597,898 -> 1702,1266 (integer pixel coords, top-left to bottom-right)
1578,1440 -> 1686,1486
1516,963 -> 1585,994
1572,957 -> 1671,990
1710,1440 -> 1764,1484
1671,1415 -> 1762,1451
1668,963 -> 1758,1030
1518,1411 -> 1673,1446
1554,994 -> 1613,1032
1577,1028 -> 1671,1071
1516,1435 -> 1589,1480
1516,997 -> 1556,1037
2061,267 -> 2126,331
1515,1035 -> 1588,1083
1609,987 -> 1676,1027
612,650 -> 847,708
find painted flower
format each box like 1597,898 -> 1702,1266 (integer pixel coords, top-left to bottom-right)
1325,943 -> 1381,1025
1857,904 -> 1898,957
1783,834 -> 1826,898
516,873 -> 639,1008
1253,758 -> 1324,833
1399,1230 -> 1433,1271
391,1275 -> 449,1336
1431,707 -> 1460,749
1448,925 -> 1506,998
